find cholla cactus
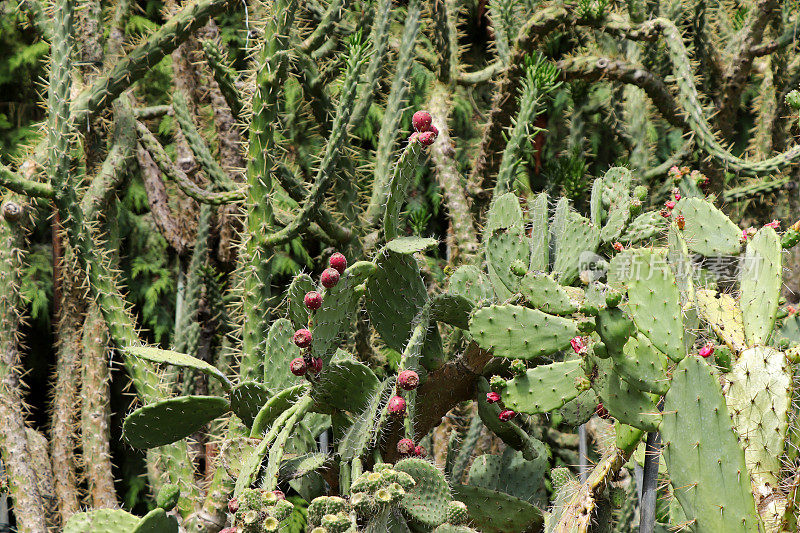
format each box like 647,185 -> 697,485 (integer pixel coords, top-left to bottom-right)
2,0 -> 800,532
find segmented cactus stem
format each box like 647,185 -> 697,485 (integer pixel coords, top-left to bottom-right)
349,0 -> 393,128
0,162 -> 54,198
200,39 -> 243,117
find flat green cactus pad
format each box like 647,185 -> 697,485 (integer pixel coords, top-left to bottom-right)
529,192 -> 550,271
485,192 -> 524,234
64,509 -> 140,533
132,508 -> 179,533
667,222 -> 695,306
338,377 -> 393,460
519,272 -> 578,315
394,457 -> 452,527
502,359 -> 583,414
466,446 -> 547,506
366,250 -> 428,353
695,289 -> 747,354
619,211 -> 665,245
613,333 -> 670,395
312,360 -> 380,414
486,226 -> 530,296
312,261 -> 375,362
123,395 -> 230,449
559,389 -> 599,426
600,195 -> 631,243
469,305 -> 578,360
230,381 -> 272,428
739,226 -> 781,346
595,307 -> 637,354
477,377 -> 544,460
447,265 -> 493,306
673,198 -> 742,256
614,249 -> 685,361
662,356 -> 761,533
594,358 -> 660,432
287,273 -> 315,329
251,384 -> 306,436
602,167 -> 634,204
264,318 -> 302,391
386,236 -> 439,254
590,178 -> 605,227
452,484 -> 543,533
123,345 -> 231,390
432,525 -> 479,533
552,210 -> 600,285
726,346 -> 791,492
430,293 -> 473,329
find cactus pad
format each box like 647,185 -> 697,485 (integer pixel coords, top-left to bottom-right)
123,345 -> 231,391
394,457 -> 452,526
64,509 -> 140,533
132,508 -> 179,533
312,360 -> 380,414
696,289 -> 747,353
469,305 -> 578,359
661,355 -> 761,533
529,192 -> 550,271
386,236 -> 438,254
447,265 -> 493,305
264,318 -> 303,391
430,294 -> 473,329
230,381 -> 272,428
287,273 -> 315,329
466,447 -> 547,505
613,333 -> 670,395
739,226 -> 781,346
519,272 -> 578,315
502,359 -> 583,414
486,226 -> 530,296
619,211 -> 665,245
485,192 -> 524,234
123,395 -> 230,449
673,198 -> 742,256
251,384 -> 306,436
452,484 -> 543,533
552,210 -> 600,285
725,346 -> 791,492
477,377 -> 544,460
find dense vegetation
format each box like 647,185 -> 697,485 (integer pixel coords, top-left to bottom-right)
1,0 -> 800,531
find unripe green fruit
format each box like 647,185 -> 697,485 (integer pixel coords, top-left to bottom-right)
574,376 -> 592,392
489,375 -> 506,392
374,463 -> 391,472
577,319 -> 595,334
239,488 -> 263,511
387,482 -> 406,501
262,516 -> 280,532
509,259 -> 527,277
446,500 -> 469,525
271,498 -> 294,521
551,467 -> 573,493
609,487 -> 626,509
156,483 -> 180,511
633,185 -> 648,201
605,289 -> 623,308
510,359 -> 526,375
787,344 -> 800,364
350,492 -> 374,514
321,513 -> 352,533
714,346 -> 733,372
375,487 -> 392,504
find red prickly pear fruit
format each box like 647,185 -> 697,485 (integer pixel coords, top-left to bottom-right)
428,124 -> 439,137
498,409 -> 517,422
765,219 -> 780,229
220,528 -> 238,533
413,445 -> 427,457
273,490 -> 285,500
387,395 -> 406,416
596,403 -> 610,419
612,242 -> 623,252
676,214 -> 685,230
674,192 -> 681,201
418,131 -> 437,146
304,291 -> 323,310
409,132 -> 420,143
293,329 -> 313,348
486,392 -> 501,403
321,268 -> 340,288
398,370 -> 420,391
309,357 -> 323,374
665,200 -> 676,210
227,498 -> 239,513
290,357 -> 308,376
570,336 -> 587,355
329,252 -> 347,274
699,343 -> 715,358
660,208 -> 671,219
412,110 -> 433,132
397,438 -> 415,455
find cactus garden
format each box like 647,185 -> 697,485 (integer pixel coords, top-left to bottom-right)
3,0 -> 800,531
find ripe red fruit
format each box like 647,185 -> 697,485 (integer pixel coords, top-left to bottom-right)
227,498 -> 239,513
596,403 -> 610,419
699,343 -> 715,358
486,392 -> 501,404
329,252 -> 347,274
397,438 -> 415,455
304,291 -> 323,310
418,131 -> 437,146
321,268 -> 340,289
412,110 -> 433,132
387,395 -> 406,416
290,357 -> 308,376
309,357 -> 323,374
676,214 -> 685,230
660,208 -> 671,219
612,242 -> 624,252
570,336 -> 587,355
665,200 -> 676,210
409,132 -> 420,144
398,370 -> 420,391
498,409 -> 517,421
293,329 -> 313,348
273,490 -> 285,500
220,528 -> 238,533
428,124 -> 439,137
413,445 -> 427,457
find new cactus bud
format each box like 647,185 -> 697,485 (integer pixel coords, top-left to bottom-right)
715,346 -> 733,372
413,445 -> 427,457
486,391 -> 501,403
412,110 -> 433,132
228,498 -> 239,513
605,290 -> 623,308
574,376 -> 591,392
609,487 -> 626,509
509,259 -> 527,277
397,438 -> 415,454
447,501 -> 469,525
304,291 -> 323,310
418,131 -> 437,146
398,370 -> 419,390
498,409 -> 517,421
676,214 -> 685,230
570,336 -> 588,354
510,359 -> 526,374
290,357 -> 307,376
786,89 -> 800,110
309,357 -> 323,374
156,484 -> 180,511
489,375 -> 506,392
612,242 -> 624,252
668,166 -> 682,181
272,490 -> 285,501
699,343 -> 715,358
665,200 -> 676,210
321,268 -> 340,288
633,185 -> 648,201
329,252 -> 347,273
387,395 -> 406,416
293,328 -> 313,348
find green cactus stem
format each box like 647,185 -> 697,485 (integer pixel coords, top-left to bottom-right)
200,39 -> 242,117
